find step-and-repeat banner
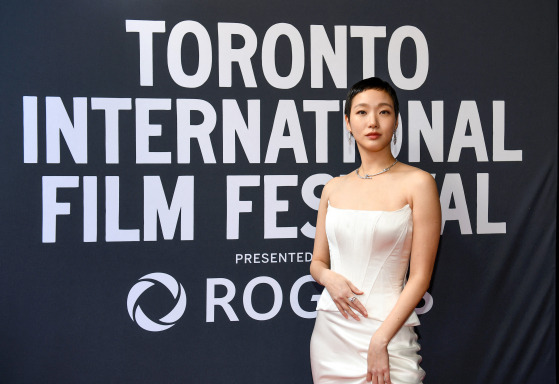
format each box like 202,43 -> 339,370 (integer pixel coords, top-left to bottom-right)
1,1 -> 556,383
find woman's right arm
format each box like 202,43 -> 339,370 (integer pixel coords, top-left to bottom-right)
309,179 -> 368,320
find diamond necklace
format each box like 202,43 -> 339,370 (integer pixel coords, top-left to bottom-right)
355,159 -> 398,179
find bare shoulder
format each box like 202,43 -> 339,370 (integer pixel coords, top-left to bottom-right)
325,172 -> 354,189
394,163 -> 438,210
396,163 -> 436,188
321,172 -> 352,199
321,175 -> 341,197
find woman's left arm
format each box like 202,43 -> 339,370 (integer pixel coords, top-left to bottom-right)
367,171 -> 441,384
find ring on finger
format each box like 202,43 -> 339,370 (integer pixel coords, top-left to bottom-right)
349,296 -> 357,303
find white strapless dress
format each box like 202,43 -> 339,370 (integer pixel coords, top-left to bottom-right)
310,203 -> 425,384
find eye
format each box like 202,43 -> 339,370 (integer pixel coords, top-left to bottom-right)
380,110 -> 391,115
355,110 -> 366,115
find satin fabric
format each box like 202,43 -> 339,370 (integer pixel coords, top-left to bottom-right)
311,311 -> 425,384
316,203 -> 419,326
310,203 -> 425,383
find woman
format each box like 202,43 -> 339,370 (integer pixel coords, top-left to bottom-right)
309,77 -> 441,384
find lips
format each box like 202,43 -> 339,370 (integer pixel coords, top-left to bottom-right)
366,133 -> 380,139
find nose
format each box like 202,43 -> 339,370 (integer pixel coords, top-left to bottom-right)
367,114 -> 378,128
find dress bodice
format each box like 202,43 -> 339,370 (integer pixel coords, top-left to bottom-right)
316,202 -> 420,326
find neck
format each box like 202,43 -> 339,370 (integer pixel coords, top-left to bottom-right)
358,149 -> 396,174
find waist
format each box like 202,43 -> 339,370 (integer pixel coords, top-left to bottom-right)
316,290 -> 420,326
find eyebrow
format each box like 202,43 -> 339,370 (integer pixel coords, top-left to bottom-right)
352,102 -> 394,109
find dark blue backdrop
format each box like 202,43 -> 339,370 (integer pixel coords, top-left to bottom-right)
1,1 -> 556,383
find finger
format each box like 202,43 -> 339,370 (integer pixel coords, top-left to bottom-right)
334,302 -> 349,319
347,281 -> 364,295
372,372 -> 389,384
366,372 -> 372,382
351,300 -> 368,317
339,300 -> 359,321
345,305 -> 360,321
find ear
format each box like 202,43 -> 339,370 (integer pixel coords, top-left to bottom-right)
345,114 -> 352,133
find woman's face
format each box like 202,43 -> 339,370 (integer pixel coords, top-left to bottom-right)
345,88 -> 397,153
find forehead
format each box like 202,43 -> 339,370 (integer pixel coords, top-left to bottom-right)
352,88 -> 394,108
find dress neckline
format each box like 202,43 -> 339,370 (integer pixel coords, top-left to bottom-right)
327,201 -> 411,213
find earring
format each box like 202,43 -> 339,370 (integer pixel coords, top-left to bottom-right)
393,129 -> 397,145
348,131 -> 354,145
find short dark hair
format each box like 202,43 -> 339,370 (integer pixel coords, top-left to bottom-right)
344,77 -> 399,120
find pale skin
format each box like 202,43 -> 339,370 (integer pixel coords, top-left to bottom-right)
310,89 -> 441,384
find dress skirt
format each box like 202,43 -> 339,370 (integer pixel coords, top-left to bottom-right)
310,311 -> 425,384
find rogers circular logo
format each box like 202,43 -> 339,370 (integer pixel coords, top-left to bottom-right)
127,273 -> 187,332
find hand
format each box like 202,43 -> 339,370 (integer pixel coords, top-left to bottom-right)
322,270 -> 368,320
367,337 -> 391,384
